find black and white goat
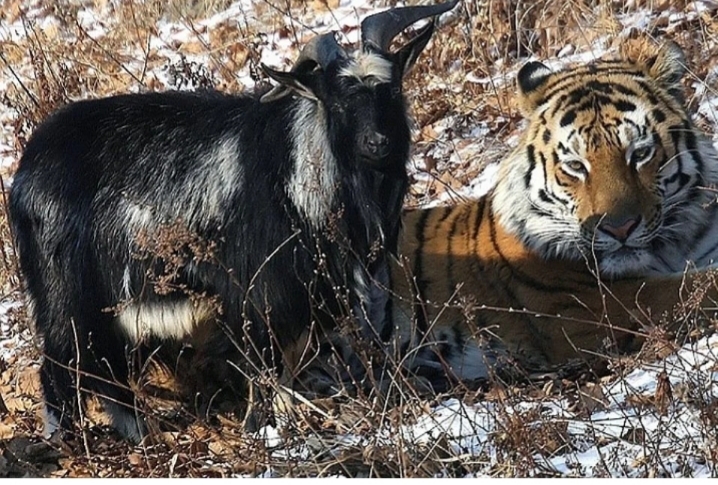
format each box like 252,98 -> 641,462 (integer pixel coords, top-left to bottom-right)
9,0 -> 459,441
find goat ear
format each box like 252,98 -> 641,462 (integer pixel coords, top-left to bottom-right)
394,20 -> 435,77
260,64 -> 320,103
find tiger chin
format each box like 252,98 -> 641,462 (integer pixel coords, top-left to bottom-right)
390,39 -> 718,384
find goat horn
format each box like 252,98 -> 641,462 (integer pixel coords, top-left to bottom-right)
293,32 -> 346,71
361,0 -> 460,53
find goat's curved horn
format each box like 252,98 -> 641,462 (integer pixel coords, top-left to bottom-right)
293,32 -> 346,71
361,0 -> 460,53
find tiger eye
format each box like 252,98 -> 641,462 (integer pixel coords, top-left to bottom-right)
563,159 -> 587,175
630,146 -> 654,165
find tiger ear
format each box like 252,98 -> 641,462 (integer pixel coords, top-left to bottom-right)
517,61 -> 553,115
622,39 -> 686,103
643,41 -> 686,103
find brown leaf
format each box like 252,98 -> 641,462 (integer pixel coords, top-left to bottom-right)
626,393 -> 653,409
654,370 -> 673,416
208,439 -> 233,459
0,422 -> 15,440
421,124 -> 439,141
310,0 -> 340,11
578,383 -> 608,414
2,395 -> 34,413
17,365 -> 41,396
423,155 -> 437,172
178,41 -> 206,55
189,439 -> 208,455
0,0 -> 22,22
227,43 -> 250,71
128,453 -> 143,466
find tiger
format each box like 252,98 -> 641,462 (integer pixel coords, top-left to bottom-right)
388,39 -> 718,383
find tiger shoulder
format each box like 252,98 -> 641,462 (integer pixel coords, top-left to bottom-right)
391,39 -> 718,382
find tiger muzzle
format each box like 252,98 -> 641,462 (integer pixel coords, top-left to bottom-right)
598,215 -> 641,243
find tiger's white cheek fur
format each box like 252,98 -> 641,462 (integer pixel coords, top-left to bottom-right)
494,142 -> 582,259
116,300 -> 212,343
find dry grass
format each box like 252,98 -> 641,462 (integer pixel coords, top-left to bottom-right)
1,0 -> 718,478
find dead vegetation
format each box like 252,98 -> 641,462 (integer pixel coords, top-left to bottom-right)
1,0 -> 718,477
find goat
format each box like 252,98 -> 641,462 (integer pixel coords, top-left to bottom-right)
9,0 -> 460,442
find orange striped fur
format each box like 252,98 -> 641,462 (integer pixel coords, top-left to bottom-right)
390,40 -> 718,380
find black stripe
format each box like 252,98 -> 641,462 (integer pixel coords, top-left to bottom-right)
485,209 -> 562,356
471,198 -> 485,244
560,110 -> 576,127
487,206 -> 578,292
411,209 -> 433,334
613,84 -> 637,96
614,100 -> 637,112
447,207 -> 468,301
586,80 -> 615,94
573,94 -> 616,113
550,93 -> 569,116
652,108 -> 666,123
537,189 -> 554,204
525,145 -> 536,189
542,128 -> 552,144
470,198 -> 487,274
665,124 -> 685,186
413,205 -> 453,335
683,121 -> 704,174
634,80 -> 660,105
635,79 -> 683,117
552,152 -> 573,188
554,170 -> 571,188
540,151 -> 549,189
541,66 -> 645,102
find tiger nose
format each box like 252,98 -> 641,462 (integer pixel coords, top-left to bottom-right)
599,216 -> 641,242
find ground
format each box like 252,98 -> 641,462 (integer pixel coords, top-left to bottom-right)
1,0 -> 718,477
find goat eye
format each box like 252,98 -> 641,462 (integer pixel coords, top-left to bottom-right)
630,145 -> 654,166
561,159 -> 587,177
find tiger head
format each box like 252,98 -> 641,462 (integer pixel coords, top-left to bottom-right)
492,40 -> 718,277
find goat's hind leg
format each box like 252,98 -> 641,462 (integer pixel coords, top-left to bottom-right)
41,310 -> 146,443
39,335 -> 81,439
85,324 -> 147,443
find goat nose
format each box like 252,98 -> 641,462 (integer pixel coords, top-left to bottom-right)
364,132 -> 389,157
599,216 -> 641,242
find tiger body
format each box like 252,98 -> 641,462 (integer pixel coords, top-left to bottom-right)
391,40 -> 718,381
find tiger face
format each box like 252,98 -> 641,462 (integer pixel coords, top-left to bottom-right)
492,41 -> 718,277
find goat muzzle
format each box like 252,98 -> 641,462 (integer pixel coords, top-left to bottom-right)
360,130 -> 391,161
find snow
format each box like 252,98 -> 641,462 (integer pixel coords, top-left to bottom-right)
0,299 -> 28,362
1,0 -> 718,478
254,334 -> 717,477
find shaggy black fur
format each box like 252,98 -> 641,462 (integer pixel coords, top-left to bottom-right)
9,17 -> 443,440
